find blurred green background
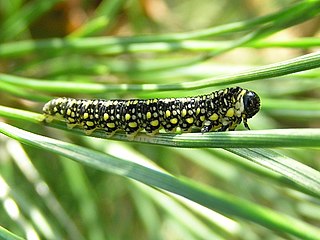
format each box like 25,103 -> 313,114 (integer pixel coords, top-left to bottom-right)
0,0 -> 320,240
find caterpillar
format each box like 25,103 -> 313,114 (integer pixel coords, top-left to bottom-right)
43,87 -> 260,138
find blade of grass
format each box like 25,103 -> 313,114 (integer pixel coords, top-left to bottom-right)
1,36 -> 320,59
60,160 -> 106,240
1,122 -> 320,240
6,140 -> 85,240
130,181 -> 225,240
0,0 -> 62,42
263,98 -> 320,119
2,106 -> 320,196
1,0 -> 318,57
6,183 -> 60,239
0,81 -> 51,102
49,38 -> 320,55
104,142 -> 240,238
0,226 -> 24,240
1,50 -> 320,93
175,148 -> 313,197
5,105 -> 320,197
0,176 -> 41,240
263,98 -> 320,110
226,148 -> 320,199
202,0 -> 320,59
251,37 -> 320,48
1,105 -> 320,149
0,105 -> 44,123
68,0 -> 126,38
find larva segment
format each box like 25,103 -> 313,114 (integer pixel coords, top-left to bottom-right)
143,98 -> 161,135
178,97 -> 197,132
42,87 -> 260,138
100,100 -> 122,135
158,98 -> 181,132
120,99 -> 142,136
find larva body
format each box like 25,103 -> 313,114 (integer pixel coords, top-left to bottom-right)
43,87 -> 260,137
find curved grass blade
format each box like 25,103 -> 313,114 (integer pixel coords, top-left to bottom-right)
0,0 -> 62,42
0,226 -> 24,240
1,51 -> 320,93
0,1 -> 319,57
1,122 -> 320,240
6,141 -> 85,240
2,105 -> 320,197
226,148 -> 320,199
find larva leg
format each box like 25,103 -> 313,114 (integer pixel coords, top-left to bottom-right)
243,119 -> 250,130
44,115 -> 54,123
217,124 -> 230,132
126,133 -> 137,141
84,128 -> 96,135
145,129 -> 160,136
228,118 -> 242,131
201,121 -> 213,133
66,123 -> 77,129
105,131 -> 116,138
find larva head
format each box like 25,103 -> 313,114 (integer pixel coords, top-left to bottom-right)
243,90 -> 260,119
43,100 -> 54,115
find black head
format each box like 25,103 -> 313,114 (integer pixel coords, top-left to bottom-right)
243,90 -> 260,119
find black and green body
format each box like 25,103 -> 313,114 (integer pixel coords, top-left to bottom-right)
43,87 -> 260,137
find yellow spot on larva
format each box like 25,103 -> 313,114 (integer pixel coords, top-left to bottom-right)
107,122 -> 115,128
170,118 -> 178,124
166,110 -> 171,117
181,109 -> 187,117
200,116 -> 205,121
196,108 -> 200,115
86,121 -> 94,127
186,117 -> 194,124
67,109 -> 72,116
103,113 -> 109,120
125,113 -> 131,121
83,113 -> 89,119
151,119 -> 159,126
209,113 -> 219,121
226,108 -> 234,117
129,122 -> 138,128
146,112 -> 152,119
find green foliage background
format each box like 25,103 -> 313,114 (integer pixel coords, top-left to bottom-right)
0,0 -> 320,239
